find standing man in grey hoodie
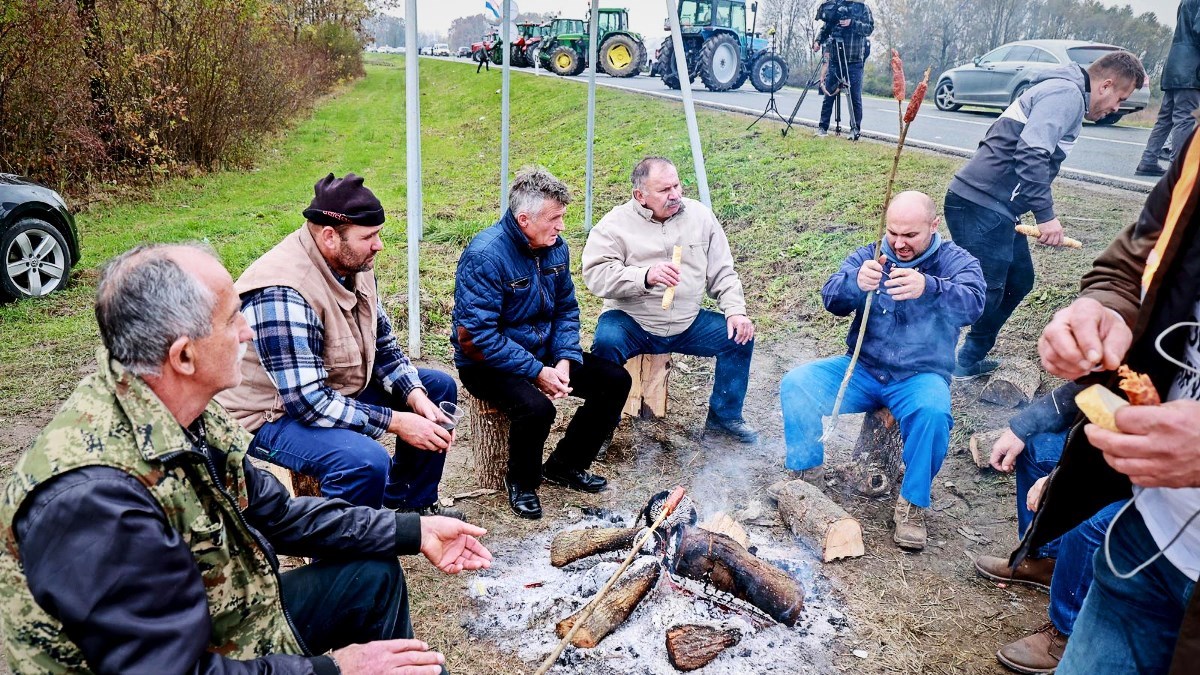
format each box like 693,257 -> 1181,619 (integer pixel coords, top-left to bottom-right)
945,51 -> 1144,380
1136,0 -> 1200,177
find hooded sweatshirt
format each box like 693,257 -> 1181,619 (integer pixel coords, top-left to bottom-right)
949,64 -> 1088,224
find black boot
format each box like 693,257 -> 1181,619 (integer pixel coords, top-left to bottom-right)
542,459 -> 607,493
703,410 -> 759,444
1135,161 -> 1166,176
504,478 -> 542,519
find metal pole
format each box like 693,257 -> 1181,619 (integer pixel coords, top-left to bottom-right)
500,0 -> 512,212
404,0 -> 422,358
584,0 -> 599,232
665,0 -> 711,207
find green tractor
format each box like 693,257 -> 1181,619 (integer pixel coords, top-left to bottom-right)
539,8 -> 646,78
657,0 -> 788,93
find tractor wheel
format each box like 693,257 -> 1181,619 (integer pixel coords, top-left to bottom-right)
599,34 -> 640,78
548,44 -> 583,77
658,37 -> 694,89
750,53 -> 788,92
489,47 -> 502,66
510,44 -> 527,68
698,33 -> 742,92
526,44 -> 542,69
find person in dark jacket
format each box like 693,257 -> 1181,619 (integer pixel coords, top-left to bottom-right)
946,51 -> 1144,380
813,0 -> 873,139
452,166 -> 632,520
0,243 -> 492,674
1021,130 -> 1200,674
1136,0 -> 1200,176
779,191 -> 985,551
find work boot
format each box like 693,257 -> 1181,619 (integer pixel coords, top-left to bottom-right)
1135,161 -> 1166,177
892,496 -> 927,551
704,411 -> 759,444
975,554 -> 1055,592
396,503 -> 467,522
952,358 -> 1001,382
542,460 -> 608,493
996,622 -> 1067,674
504,478 -> 542,520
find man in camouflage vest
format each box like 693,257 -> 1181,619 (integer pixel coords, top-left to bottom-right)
0,244 -> 491,673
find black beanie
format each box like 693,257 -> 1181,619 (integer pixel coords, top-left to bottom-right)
302,173 -> 385,227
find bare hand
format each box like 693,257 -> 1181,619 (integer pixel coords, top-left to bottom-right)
390,412 -> 452,452
554,358 -> 571,383
1027,476 -> 1049,513
857,256 -> 885,292
1084,400 -> 1200,488
1038,297 -> 1132,380
646,262 -> 681,288
726,314 -> 755,345
885,267 -> 926,301
420,516 -> 494,574
1035,218 -> 1065,247
332,639 -> 445,675
536,366 -> 572,400
989,428 -> 1026,473
407,389 -> 448,427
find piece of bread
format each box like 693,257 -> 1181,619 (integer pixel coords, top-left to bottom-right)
1015,224 -> 1083,249
1075,384 -> 1130,432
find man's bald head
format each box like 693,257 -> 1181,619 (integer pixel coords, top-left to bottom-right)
884,191 -> 940,262
887,191 -> 937,226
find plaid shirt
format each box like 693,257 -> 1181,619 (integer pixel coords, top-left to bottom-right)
816,0 -> 873,64
242,285 -> 424,439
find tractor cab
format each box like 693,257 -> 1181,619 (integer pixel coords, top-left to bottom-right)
658,0 -> 787,93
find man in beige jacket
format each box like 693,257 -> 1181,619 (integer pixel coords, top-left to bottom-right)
582,157 -> 757,443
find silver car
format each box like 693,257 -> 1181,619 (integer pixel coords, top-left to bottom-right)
933,39 -> 1150,125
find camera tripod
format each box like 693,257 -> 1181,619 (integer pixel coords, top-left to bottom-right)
782,37 -> 858,139
747,28 -> 784,130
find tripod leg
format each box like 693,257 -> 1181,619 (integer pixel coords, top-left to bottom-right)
837,42 -> 859,140
783,57 -> 825,136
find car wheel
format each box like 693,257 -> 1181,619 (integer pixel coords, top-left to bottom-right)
1,218 -> 72,300
934,80 -> 961,111
1011,82 -> 1031,104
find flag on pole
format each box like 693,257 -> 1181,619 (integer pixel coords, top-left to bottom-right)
484,1 -> 501,22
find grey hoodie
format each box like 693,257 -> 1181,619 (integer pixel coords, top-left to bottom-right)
948,65 -> 1088,224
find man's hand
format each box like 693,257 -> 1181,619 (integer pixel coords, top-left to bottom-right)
406,389 -> 448,427
536,366 -> 572,400
1027,476 -> 1049,513
1035,218 -> 1065,247
389,412 -> 452,452
1038,297 -> 1132,380
646,262 -> 681,288
420,516 -> 493,574
989,428 -> 1026,473
727,314 -> 755,345
1084,400 -> 1200,488
554,358 -> 571,382
857,255 -> 885,292
884,267 -> 926,301
332,639 -> 445,675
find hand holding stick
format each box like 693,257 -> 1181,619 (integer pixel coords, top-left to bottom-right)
661,246 -> 683,310
1015,224 -> 1082,248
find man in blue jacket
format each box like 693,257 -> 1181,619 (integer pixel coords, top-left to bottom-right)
452,167 -> 632,519
946,50 -> 1143,379
779,191 -> 985,550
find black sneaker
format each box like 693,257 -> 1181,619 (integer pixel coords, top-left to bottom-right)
542,461 -> 607,493
504,478 -> 542,519
952,358 -> 1001,381
703,411 -> 759,444
396,503 -> 467,521
1135,161 -> 1166,177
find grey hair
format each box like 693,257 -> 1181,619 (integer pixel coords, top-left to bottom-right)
631,156 -> 675,190
509,166 -> 572,219
95,243 -> 218,376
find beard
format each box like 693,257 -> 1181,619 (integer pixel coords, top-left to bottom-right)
337,244 -> 375,274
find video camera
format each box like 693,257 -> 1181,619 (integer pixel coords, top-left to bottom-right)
816,0 -> 853,35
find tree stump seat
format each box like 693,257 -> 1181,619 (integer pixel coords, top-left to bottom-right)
849,407 -> 905,497
465,391 -> 510,490
623,354 -> 671,419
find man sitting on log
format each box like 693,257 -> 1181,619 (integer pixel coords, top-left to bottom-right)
583,156 -> 758,443
0,244 -> 491,673
217,173 -> 462,517
452,166 -> 632,520
779,191 -> 985,550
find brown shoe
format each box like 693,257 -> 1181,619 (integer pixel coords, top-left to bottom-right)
975,554 -> 1055,592
892,497 -> 927,551
996,622 -> 1067,674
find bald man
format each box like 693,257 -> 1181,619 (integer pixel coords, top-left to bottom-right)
779,192 -> 985,550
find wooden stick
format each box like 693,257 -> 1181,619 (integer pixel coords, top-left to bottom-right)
1015,225 -> 1083,248
536,486 -> 686,674
661,245 -> 683,310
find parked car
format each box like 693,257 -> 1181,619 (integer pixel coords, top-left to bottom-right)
433,43 -> 451,56
457,46 -> 471,58
933,39 -> 1150,125
0,174 -> 79,300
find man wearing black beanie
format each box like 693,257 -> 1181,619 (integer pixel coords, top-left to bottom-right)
217,173 -> 463,519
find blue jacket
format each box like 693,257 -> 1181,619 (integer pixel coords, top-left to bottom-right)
452,210 -> 583,377
822,240 -> 985,383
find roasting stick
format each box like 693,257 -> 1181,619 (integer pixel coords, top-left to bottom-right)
535,486 -> 687,674
1015,224 -> 1082,248
661,245 -> 683,310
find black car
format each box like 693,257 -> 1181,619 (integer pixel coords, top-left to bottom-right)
0,174 -> 79,300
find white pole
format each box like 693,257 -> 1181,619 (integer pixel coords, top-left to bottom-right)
665,0 -> 711,207
584,0 -> 599,232
404,0 -> 422,358
500,0 -> 512,212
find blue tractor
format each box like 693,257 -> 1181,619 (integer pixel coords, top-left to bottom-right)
657,0 -> 788,92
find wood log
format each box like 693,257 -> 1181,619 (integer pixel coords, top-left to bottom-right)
550,527 -> 639,567
698,511 -> 749,549
770,479 -> 865,562
466,392 -> 509,490
555,561 -> 660,648
672,527 -> 805,625
979,358 -> 1041,408
623,353 -> 672,419
665,624 -> 741,672
850,408 -> 905,496
969,428 -> 1007,470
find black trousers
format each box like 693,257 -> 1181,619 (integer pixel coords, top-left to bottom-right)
458,353 -> 632,489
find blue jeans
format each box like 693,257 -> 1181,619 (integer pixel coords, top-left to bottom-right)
592,309 -> 752,422
1017,431 -> 1067,558
779,355 -> 952,508
249,368 -> 457,510
819,56 -> 864,132
1050,501 -> 1123,635
1058,507 -> 1196,673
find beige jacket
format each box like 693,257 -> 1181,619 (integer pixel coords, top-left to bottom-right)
582,197 -> 746,337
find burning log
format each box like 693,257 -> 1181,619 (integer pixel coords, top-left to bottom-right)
554,561 -> 661,648
665,624 -> 741,672
672,527 -> 805,626
979,358 -> 1041,408
770,479 -> 865,562
550,527 -> 639,567
698,511 -> 749,549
